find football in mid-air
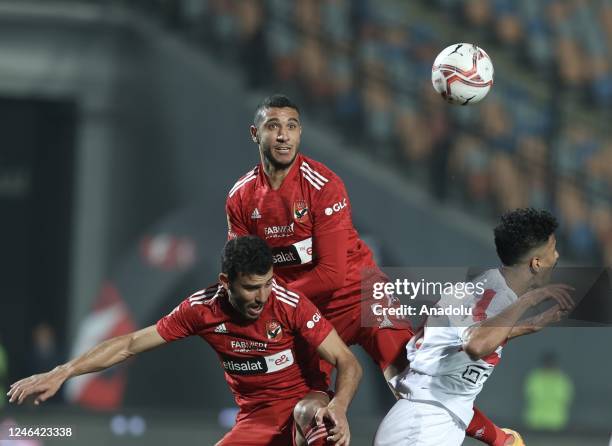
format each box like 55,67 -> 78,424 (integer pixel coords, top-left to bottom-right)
431,43 -> 494,105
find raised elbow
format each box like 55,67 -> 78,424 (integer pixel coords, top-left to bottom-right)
463,339 -> 487,361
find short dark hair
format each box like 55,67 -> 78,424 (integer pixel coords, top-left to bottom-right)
254,94 -> 300,127
494,208 -> 558,266
221,236 -> 273,282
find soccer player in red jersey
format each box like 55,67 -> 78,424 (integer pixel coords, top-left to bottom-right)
8,236 -> 362,446
225,94 -> 523,446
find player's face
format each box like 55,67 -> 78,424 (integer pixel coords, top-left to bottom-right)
252,107 -> 301,170
532,234 -> 559,285
224,268 -> 274,320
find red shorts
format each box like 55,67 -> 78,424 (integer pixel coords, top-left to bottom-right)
215,397 -> 297,446
216,390 -> 332,446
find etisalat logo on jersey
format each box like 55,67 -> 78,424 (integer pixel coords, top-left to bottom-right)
293,200 -> 309,223
265,320 -> 283,341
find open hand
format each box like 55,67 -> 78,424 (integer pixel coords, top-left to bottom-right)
7,367 -> 68,405
523,284 -> 575,311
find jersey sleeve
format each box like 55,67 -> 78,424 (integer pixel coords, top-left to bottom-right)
311,175 -> 353,236
289,230 -> 348,297
226,194 -> 250,239
292,294 -> 333,348
455,289 -> 514,342
156,298 -> 205,342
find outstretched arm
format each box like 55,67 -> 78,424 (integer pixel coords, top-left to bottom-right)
315,328 -> 362,446
463,284 -> 574,360
508,304 -> 570,339
7,325 -> 166,405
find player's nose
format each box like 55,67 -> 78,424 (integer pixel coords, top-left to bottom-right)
276,127 -> 288,141
255,288 -> 269,304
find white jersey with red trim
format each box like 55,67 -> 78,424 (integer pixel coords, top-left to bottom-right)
389,268 -> 517,427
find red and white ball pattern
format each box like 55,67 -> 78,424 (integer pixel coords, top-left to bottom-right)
432,43 -> 494,105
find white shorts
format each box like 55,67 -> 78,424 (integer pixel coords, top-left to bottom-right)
374,399 -> 466,446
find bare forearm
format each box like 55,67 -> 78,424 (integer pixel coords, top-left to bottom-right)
61,335 -> 134,378
508,316 -> 543,339
330,357 -> 362,410
508,326 -> 536,339
464,300 -> 531,359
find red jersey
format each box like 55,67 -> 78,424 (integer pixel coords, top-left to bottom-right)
156,277 -> 332,410
226,154 -> 378,312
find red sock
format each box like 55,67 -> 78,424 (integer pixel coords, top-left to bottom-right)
304,423 -> 330,445
466,406 -> 512,446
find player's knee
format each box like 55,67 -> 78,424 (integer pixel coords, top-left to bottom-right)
293,399 -> 322,430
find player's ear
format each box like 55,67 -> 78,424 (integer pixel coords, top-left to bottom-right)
250,125 -> 259,144
219,273 -> 230,289
529,256 -> 540,274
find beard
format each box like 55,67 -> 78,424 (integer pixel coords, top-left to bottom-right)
262,145 -> 299,170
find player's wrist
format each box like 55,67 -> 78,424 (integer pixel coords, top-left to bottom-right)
55,364 -> 74,380
328,398 -> 349,413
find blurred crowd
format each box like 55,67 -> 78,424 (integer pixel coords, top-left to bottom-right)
131,0 -> 612,265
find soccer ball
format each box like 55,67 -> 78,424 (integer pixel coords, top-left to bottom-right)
431,43 -> 494,105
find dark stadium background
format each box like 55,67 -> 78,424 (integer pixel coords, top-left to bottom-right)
1,1 -> 611,445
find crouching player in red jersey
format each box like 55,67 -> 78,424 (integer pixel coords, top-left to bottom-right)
225,94 -> 523,446
8,236 -> 362,446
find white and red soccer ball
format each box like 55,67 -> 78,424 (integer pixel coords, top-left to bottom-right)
432,43 -> 494,105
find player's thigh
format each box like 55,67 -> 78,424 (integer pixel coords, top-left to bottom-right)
216,401 -> 296,446
374,399 -> 465,446
293,390 -> 332,446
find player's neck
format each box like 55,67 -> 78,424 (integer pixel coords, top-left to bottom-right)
262,159 -> 296,190
498,266 -> 532,297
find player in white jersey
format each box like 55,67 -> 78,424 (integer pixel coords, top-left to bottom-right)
374,208 -> 575,446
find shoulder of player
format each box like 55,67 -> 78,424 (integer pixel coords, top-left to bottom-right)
227,165 -> 259,199
270,278 -> 305,311
186,283 -> 225,309
298,155 -> 342,192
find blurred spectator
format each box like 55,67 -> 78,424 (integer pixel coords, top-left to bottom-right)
517,135 -> 549,208
448,134 -> 490,206
523,352 -> 574,431
236,0 -> 268,88
557,183 -> 598,261
29,323 -> 63,395
0,334 -> 7,410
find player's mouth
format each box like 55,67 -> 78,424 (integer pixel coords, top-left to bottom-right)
273,146 -> 293,155
247,304 -> 264,317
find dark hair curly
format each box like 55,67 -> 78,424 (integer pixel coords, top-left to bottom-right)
494,208 -> 558,266
254,94 -> 300,127
221,236 -> 273,282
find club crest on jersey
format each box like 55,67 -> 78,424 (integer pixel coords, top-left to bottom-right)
293,200 -> 309,223
265,320 -> 283,341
